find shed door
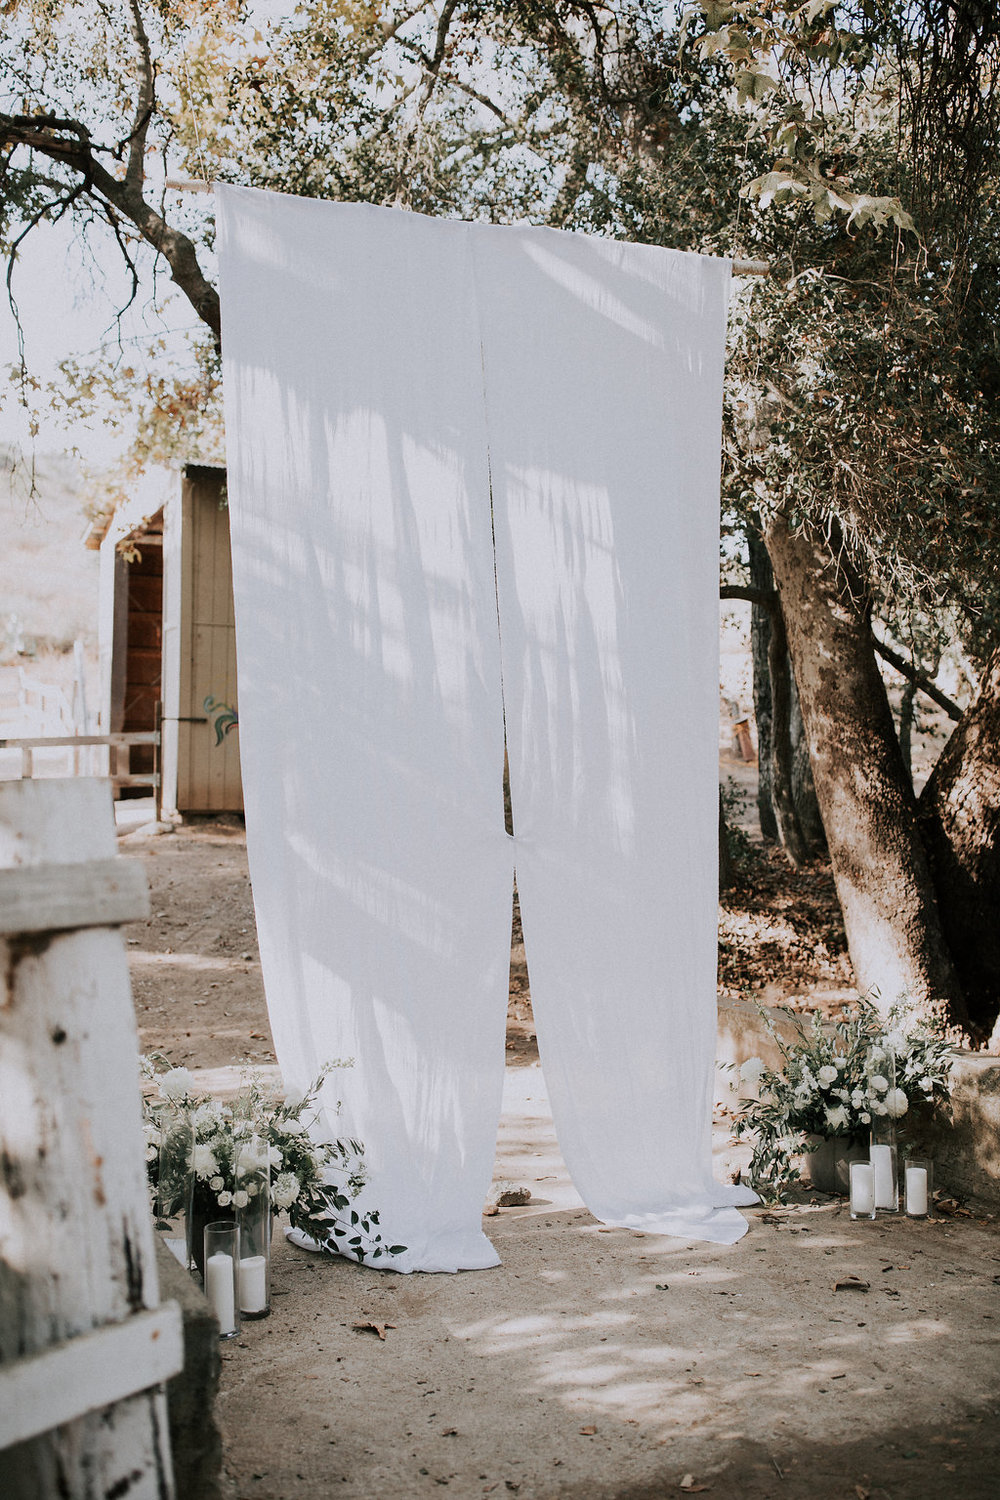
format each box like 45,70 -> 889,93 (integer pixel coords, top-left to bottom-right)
175,468 -> 243,813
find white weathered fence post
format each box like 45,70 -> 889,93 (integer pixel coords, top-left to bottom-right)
0,778 -> 182,1498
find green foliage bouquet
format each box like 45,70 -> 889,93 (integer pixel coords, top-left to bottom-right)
141,1055 -> 404,1264
731,996 -> 954,1200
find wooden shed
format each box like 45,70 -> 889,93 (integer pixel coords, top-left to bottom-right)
89,463 -> 243,816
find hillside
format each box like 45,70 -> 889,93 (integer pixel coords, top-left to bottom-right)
1,446 -> 99,659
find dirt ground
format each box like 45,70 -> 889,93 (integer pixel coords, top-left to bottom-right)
118,811 -> 1000,1500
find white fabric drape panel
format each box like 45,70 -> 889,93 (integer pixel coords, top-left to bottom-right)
218,188 -> 754,1269
217,188 -> 514,1272
475,224 -> 755,1243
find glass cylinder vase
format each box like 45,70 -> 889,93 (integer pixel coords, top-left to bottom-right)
849,1159 -> 876,1220
204,1220 -> 240,1338
153,1103 -> 194,1271
904,1156 -> 933,1218
235,1133 -> 271,1318
870,1116 -> 898,1213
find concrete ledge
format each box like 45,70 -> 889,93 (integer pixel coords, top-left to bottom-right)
905,1052 -> 1000,1208
716,997 -> 1000,1209
155,1237 -> 223,1500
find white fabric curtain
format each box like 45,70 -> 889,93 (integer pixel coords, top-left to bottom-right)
475,224 -> 754,1241
217,186 -> 753,1272
217,191 -> 514,1273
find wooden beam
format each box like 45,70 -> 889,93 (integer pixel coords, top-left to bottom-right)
0,732 -> 160,749
0,857 -> 150,935
732,258 -> 771,276
163,181 -> 775,275
0,1303 -> 184,1451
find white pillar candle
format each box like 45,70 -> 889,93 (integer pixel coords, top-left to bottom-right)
239,1255 -> 268,1314
870,1143 -> 895,1210
850,1161 -> 875,1216
206,1251 -> 237,1335
905,1165 -> 928,1217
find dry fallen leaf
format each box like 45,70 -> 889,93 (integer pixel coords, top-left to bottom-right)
352,1320 -> 396,1340
579,1425 -> 597,1436
834,1276 -> 870,1292
679,1478 -> 711,1493
854,1485 -> 870,1500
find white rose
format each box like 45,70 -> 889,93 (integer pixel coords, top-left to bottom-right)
885,1088 -> 909,1118
272,1172 -> 301,1209
158,1068 -> 194,1102
872,1101 -> 888,1116
232,1190 -> 249,1209
824,1105 -> 849,1132
851,1090 -> 865,1110
869,1074 -> 889,1093
193,1145 -> 219,1179
216,1191 -> 233,1207
860,1111 -> 871,1124
739,1056 -> 766,1086
210,1176 -> 224,1192
818,1065 -> 838,1087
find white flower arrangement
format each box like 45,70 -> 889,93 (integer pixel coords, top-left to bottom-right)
141,1054 -> 405,1264
732,996 -> 953,1199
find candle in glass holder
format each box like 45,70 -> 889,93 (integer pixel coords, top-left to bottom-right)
204,1221 -> 240,1338
904,1158 -> 932,1218
870,1142 -> 897,1212
239,1255 -> 268,1314
850,1161 -> 876,1219
235,1133 -> 271,1318
206,1253 -> 237,1335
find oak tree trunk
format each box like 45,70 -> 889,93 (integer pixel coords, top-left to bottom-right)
766,606 -> 811,867
719,787 -> 736,891
749,529 -> 825,857
749,532 -> 779,842
918,645 -> 1000,1039
789,673 -> 827,853
763,513 -> 967,1025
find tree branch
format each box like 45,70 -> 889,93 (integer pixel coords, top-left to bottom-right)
417,0 -> 460,115
721,583 -> 962,720
872,636 -> 963,722
0,114 -> 220,341
720,583 -> 781,618
124,0 -> 155,190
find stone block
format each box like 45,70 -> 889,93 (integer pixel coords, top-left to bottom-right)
155,1237 -> 224,1500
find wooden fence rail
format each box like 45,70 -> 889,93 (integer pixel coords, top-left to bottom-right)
0,731 -> 162,814
0,779 -> 180,1498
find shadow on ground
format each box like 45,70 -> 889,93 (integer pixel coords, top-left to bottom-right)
216,1187 -> 1000,1500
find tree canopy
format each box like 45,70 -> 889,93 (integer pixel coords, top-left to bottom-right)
3,1 -> 1000,1034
